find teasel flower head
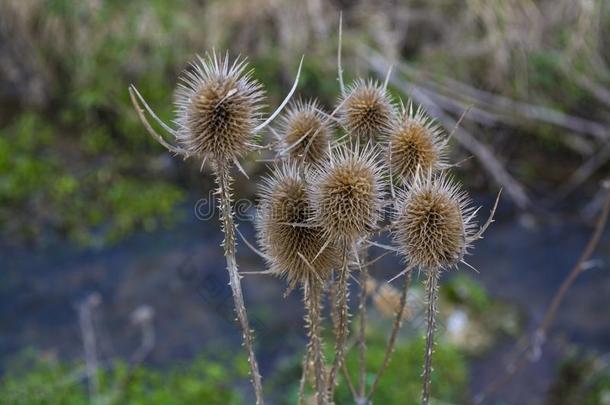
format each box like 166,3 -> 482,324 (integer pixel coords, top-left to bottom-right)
309,143 -> 385,244
338,79 -> 395,142
278,99 -> 333,165
173,51 -> 265,163
393,172 -> 476,271
386,102 -> 447,183
256,163 -> 339,288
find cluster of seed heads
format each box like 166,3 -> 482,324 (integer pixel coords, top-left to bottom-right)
132,47 -> 492,405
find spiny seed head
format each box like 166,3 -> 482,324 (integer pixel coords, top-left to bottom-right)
386,102 -> 447,182
309,143 -> 385,243
174,51 -> 265,162
393,173 -> 476,271
338,79 -> 395,142
278,99 -> 333,165
256,163 -> 339,288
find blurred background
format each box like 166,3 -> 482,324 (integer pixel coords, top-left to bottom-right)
1,0 -> 610,403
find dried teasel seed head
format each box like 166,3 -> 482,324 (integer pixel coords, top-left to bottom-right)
386,102 -> 447,183
373,283 -> 411,320
278,99 -> 333,165
393,172 -> 476,271
338,79 -> 395,142
309,143 -> 385,244
174,51 -> 265,162
256,163 -> 339,288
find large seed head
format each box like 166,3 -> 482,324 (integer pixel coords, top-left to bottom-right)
339,79 -> 395,142
393,173 -> 475,270
278,99 -> 332,165
174,52 -> 265,162
256,163 -> 338,287
386,103 -> 446,182
310,144 -> 385,243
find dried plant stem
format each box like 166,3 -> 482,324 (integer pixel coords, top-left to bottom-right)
367,265 -> 414,401
357,248 -> 368,399
304,278 -> 328,404
422,269 -> 440,405
474,182 -> 610,404
327,245 -> 351,400
297,350 -> 310,405
214,161 -> 264,405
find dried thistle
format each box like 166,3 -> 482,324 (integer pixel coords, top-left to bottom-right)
392,172 -> 482,405
256,163 -> 338,289
338,79 -> 395,142
130,51 -> 303,405
373,283 -> 411,320
393,172 -> 476,271
173,52 -> 265,163
386,102 -> 447,183
309,143 -> 385,245
278,99 -> 333,165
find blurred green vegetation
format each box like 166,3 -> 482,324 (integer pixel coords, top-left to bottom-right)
0,351 -> 246,405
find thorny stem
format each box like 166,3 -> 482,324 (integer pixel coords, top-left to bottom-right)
422,269 -> 440,405
297,350 -> 310,405
327,244 -> 351,401
367,265 -> 414,401
357,248 -> 368,399
214,161 -> 264,405
304,278 -> 328,404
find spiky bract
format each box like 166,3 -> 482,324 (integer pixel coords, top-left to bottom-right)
174,52 -> 265,162
393,173 -> 475,270
338,79 -> 395,142
278,99 -> 333,165
310,144 -> 385,243
386,103 -> 446,182
256,163 -> 338,288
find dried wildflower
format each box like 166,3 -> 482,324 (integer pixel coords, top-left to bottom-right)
278,99 -> 333,165
386,103 -> 447,182
393,172 -> 476,271
373,283 -> 411,320
309,143 -> 385,244
338,79 -> 395,142
256,163 -> 338,288
172,52 -> 265,162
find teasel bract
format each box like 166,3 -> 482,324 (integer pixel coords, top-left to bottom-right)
309,142 -> 385,398
129,51 -> 303,405
338,79 -> 395,142
385,102 -> 447,184
256,163 -> 338,403
393,172 -> 477,405
276,99 -> 333,166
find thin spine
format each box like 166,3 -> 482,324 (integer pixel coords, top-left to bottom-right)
327,244 -> 351,400
422,268 -> 440,405
214,161 -> 264,405
367,265 -> 414,401
304,278 -> 328,405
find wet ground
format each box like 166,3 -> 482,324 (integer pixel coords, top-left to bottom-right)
1,196 -> 609,404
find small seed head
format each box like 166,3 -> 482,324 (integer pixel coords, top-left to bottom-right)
338,79 -> 395,142
309,143 -> 385,243
278,99 -> 333,165
393,173 -> 475,271
256,163 -> 338,287
386,103 -> 446,182
174,51 -> 265,162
